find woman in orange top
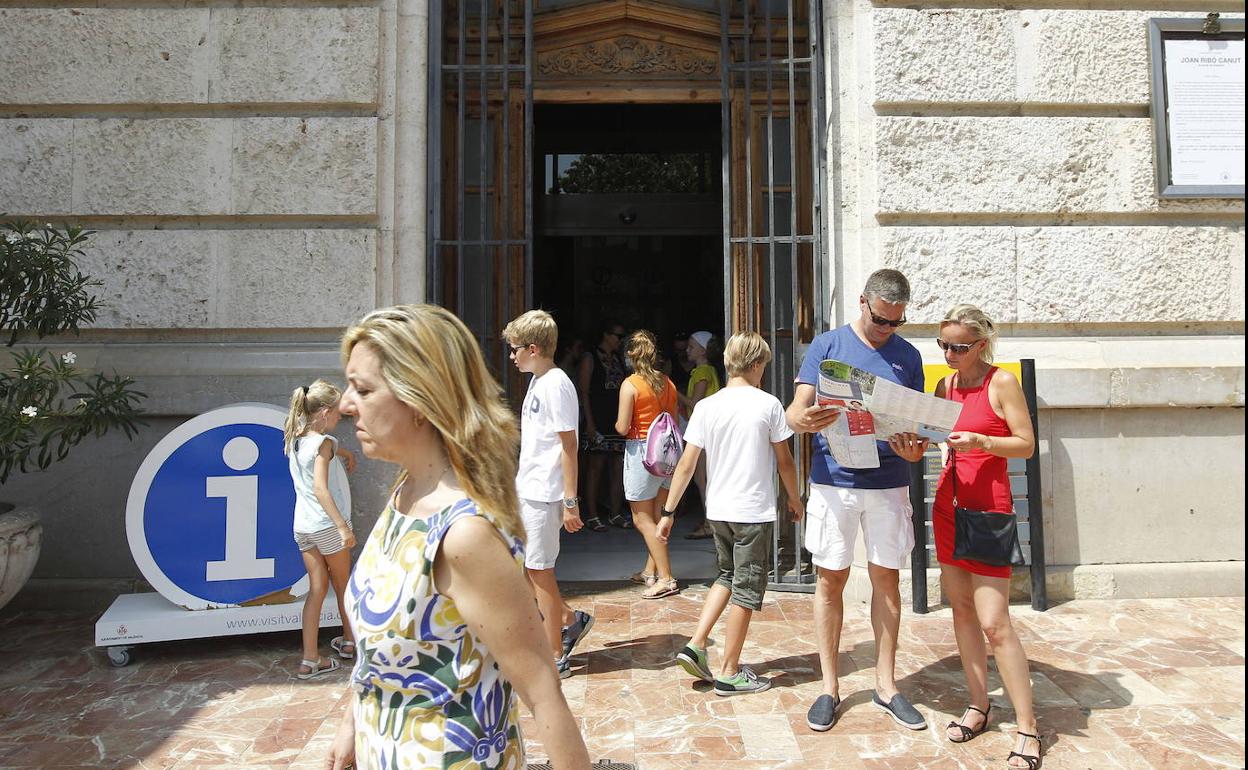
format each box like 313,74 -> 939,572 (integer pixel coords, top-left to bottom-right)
615,330 -> 681,599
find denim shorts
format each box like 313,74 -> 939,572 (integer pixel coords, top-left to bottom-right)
623,439 -> 672,502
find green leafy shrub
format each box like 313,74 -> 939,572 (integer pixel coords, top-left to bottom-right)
1,221 -> 145,483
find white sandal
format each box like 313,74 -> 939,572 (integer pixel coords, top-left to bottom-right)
330,636 -> 356,660
296,656 -> 341,680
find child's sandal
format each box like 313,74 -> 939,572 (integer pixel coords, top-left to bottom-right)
1007,731 -> 1042,770
330,636 -> 356,660
296,656 -> 341,680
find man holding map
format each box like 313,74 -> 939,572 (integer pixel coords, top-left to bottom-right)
786,269 -> 932,733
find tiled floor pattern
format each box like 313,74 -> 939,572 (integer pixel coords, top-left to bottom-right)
0,590 -> 1242,769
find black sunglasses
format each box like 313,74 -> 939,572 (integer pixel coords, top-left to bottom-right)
936,339 -> 979,355
507,342 -> 532,353
865,298 -> 907,328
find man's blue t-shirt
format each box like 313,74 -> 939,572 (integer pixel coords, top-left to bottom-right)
796,325 -> 925,489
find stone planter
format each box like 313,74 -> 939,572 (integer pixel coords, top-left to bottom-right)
0,505 -> 42,613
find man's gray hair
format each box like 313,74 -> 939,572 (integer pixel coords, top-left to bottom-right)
863,269 -> 911,304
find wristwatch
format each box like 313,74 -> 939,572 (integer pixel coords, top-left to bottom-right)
562,496 -> 581,510
660,507 -> 676,517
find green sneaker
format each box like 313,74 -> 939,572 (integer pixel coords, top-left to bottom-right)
714,666 -> 772,697
675,644 -> 713,682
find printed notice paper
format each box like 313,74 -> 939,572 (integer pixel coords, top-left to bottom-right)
816,359 -> 962,469
1163,38 -> 1246,186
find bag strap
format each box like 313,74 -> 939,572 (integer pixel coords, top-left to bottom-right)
949,448 -> 960,507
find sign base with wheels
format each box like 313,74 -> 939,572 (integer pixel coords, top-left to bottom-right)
105,403 -> 356,666
95,591 -> 344,667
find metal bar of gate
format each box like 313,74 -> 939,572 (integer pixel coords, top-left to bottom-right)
426,0 -> 444,302
524,0 -> 534,311
909,458 -> 929,613
1022,358 -> 1048,611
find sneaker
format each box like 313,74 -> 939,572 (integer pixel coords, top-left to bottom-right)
806,693 -> 841,731
675,644 -> 713,682
713,666 -> 771,696
641,577 -> 679,599
560,610 -> 595,660
556,656 -> 572,679
872,691 -> 927,730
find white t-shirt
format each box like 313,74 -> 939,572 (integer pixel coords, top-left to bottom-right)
683,385 -> 794,523
517,367 -> 580,502
288,432 -> 351,534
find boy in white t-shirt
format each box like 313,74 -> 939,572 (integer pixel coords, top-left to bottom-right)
657,332 -> 804,696
505,309 -> 594,679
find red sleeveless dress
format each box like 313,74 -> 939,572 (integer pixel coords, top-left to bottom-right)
933,367 -> 1015,578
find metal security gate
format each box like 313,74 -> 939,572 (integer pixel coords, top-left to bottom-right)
428,0 -> 534,391
429,2 -> 829,563
720,0 -> 827,591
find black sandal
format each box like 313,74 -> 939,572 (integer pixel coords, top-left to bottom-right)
946,703 -> 990,743
607,513 -> 633,529
1007,731 -> 1042,769
584,516 -> 608,532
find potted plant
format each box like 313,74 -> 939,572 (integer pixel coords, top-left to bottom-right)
1,220 -> 145,612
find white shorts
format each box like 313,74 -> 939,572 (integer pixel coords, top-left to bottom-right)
520,498 -> 562,570
803,484 -> 914,571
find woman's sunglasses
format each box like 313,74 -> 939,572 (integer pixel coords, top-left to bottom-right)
936,339 -> 979,355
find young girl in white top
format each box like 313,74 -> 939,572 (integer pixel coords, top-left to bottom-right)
283,379 -> 357,679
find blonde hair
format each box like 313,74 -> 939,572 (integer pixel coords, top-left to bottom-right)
340,304 -> 522,540
502,309 -> 558,357
626,330 -> 666,395
283,379 -> 341,454
940,304 -> 998,364
724,332 -> 772,377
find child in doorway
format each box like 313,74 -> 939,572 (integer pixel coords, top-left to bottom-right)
283,380 -> 357,679
505,310 -> 595,677
657,332 -> 804,695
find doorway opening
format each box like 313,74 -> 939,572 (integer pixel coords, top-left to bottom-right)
532,103 -> 725,354
531,103 -> 724,581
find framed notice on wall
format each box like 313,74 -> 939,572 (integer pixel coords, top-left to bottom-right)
1148,16 -> 1245,199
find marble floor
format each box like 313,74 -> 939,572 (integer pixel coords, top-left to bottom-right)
0,588 -> 1242,770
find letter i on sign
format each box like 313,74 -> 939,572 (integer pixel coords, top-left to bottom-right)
205,437 -> 275,581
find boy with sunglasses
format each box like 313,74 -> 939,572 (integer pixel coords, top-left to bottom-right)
785,269 -> 931,733
505,309 -> 595,678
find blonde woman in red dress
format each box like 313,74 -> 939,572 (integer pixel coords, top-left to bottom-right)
932,304 -> 1041,770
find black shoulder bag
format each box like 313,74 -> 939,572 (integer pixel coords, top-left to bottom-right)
950,449 -> 1026,567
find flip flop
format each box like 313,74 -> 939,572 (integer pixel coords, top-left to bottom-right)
330,636 -> 356,660
296,656 -> 341,680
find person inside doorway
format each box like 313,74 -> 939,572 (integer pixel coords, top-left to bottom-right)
678,330 -> 721,540
577,320 -> 628,531
785,269 -> 931,733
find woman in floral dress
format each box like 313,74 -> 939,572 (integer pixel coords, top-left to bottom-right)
326,304 -> 590,770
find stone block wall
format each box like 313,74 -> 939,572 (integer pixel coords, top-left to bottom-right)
0,1 -> 427,584
0,6 -> 386,330
856,6 -> 1245,324
835,0 -> 1246,577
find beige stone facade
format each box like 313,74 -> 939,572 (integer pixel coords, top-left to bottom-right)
1,1 -> 1242,599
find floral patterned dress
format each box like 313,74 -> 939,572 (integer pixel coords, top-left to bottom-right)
345,495 -> 527,770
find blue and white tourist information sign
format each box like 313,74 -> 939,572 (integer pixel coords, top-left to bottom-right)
95,403 -> 350,662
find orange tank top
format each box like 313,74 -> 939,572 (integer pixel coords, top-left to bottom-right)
626,373 -> 677,440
